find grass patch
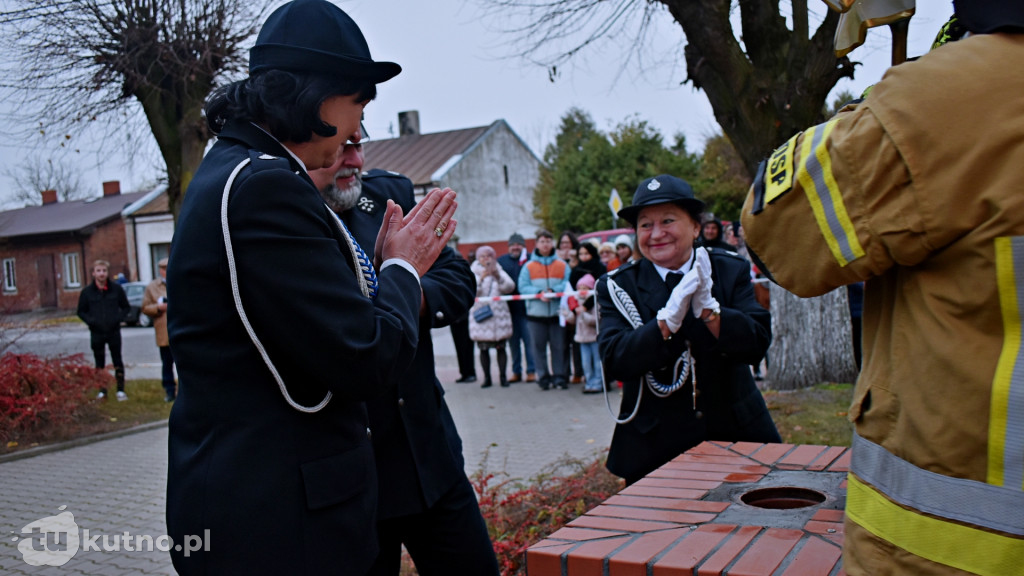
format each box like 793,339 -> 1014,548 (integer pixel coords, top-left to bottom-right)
763,382 -> 854,446
2,379 -> 172,455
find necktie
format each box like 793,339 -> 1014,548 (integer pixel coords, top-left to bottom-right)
666,271 -> 683,290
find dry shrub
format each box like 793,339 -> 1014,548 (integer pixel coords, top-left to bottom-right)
472,453 -> 623,576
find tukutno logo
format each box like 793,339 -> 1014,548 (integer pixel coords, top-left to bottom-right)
13,505 -> 80,566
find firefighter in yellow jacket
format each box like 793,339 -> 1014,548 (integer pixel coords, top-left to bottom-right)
740,3 -> 1024,575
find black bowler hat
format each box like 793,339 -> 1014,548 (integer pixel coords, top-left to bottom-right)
617,174 -> 705,226
249,0 -> 401,83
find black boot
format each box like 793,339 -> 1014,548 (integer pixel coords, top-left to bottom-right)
479,348 -> 492,388
497,345 -> 509,387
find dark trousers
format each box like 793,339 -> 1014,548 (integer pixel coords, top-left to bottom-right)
528,317 -> 567,387
451,318 -> 476,379
368,477 -> 499,576
90,331 -> 124,392
159,345 -> 176,396
563,323 -> 584,379
508,311 -> 536,376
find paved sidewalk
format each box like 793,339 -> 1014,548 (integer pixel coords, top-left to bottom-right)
1,328 -> 616,574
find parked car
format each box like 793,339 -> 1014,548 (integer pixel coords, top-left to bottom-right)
121,281 -> 151,327
578,228 -> 635,247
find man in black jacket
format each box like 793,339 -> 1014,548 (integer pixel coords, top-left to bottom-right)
311,144 -> 499,575
76,259 -> 130,400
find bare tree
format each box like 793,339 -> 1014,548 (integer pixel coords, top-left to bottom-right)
0,0 -> 271,221
478,0 -> 854,177
2,157 -> 90,207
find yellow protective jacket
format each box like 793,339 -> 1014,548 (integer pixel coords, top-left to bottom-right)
741,33 -> 1024,576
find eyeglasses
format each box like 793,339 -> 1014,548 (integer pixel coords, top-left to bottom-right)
345,121 -> 370,148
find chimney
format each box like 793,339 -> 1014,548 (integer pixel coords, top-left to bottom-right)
102,180 -> 121,197
41,189 -> 58,205
398,110 -> 420,137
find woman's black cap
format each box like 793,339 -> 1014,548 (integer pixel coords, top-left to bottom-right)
249,0 -> 401,83
618,174 -> 705,226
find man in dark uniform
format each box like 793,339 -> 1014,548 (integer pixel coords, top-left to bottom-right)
165,1 -> 459,573
311,145 -> 499,575
76,259 -> 130,401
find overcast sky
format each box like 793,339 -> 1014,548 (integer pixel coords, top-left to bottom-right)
0,1 -> 953,205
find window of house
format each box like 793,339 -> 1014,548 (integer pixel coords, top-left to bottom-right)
63,253 -> 81,288
2,258 -> 15,292
503,165 -> 509,187
150,243 -> 170,279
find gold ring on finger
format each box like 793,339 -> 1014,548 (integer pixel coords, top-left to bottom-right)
434,226 -> 444,238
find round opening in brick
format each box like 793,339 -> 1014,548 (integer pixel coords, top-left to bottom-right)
740,486 -> 827,510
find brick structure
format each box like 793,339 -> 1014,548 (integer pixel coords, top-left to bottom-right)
0,183 -> 147,312
527,441 -> 850,576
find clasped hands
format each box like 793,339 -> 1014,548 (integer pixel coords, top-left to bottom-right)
374,187 -> 458,277
656,247 -> 720,340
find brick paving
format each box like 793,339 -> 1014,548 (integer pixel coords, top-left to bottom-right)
526,441 -> 850,576
1,327 -> 616,574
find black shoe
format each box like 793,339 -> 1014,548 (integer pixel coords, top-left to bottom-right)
481,380 -> 493,388
555,382 -> 569,390
537,381 -> 550,391
500,378 -> 509,388
582,387 -> 602,394
455,375 -> 477,383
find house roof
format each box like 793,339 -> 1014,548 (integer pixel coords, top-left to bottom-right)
0,191 -> 148,240
362,123 -> 492,186
122,184 -> 169,218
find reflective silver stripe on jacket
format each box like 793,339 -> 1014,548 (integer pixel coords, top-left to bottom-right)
851,432 -> 1024,536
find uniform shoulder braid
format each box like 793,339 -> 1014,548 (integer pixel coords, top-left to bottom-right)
248,150 -> 294,173
361,168 -> 409,182
705,246 -> 744,261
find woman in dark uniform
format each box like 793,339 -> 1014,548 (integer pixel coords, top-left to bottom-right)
596,174 -> 780,485
165,1 -> 458,573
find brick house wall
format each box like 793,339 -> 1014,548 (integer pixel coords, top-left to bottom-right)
0,218 -> 130,313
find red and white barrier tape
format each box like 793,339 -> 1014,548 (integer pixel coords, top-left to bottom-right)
475,278 -> 771,302
475,291 -> 582,302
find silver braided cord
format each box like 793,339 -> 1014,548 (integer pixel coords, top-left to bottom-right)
603,277 -> 693,424
221,158 -> 331,413
327,207 -> 377,299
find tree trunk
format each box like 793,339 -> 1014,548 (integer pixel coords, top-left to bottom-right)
660,0 -> 853,178
766,284 -> 858,390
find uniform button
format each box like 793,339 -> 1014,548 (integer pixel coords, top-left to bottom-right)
398,398 -> 405,407
366,427 -> 372,439
435,311 -> 444,320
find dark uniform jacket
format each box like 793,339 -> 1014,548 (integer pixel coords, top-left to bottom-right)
497,252 -> 527,317
76,282 -> 129,335
596,249 -> 779,482
344,169 -> 475,519
165,121 -> 422,575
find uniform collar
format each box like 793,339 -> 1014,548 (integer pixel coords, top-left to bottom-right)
651,248 -> 696,281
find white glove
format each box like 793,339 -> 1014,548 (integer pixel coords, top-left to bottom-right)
656,264 -> 701,334
691,247 -> 720,318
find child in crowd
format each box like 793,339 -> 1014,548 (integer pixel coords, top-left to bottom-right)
571,274 -> 602,394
